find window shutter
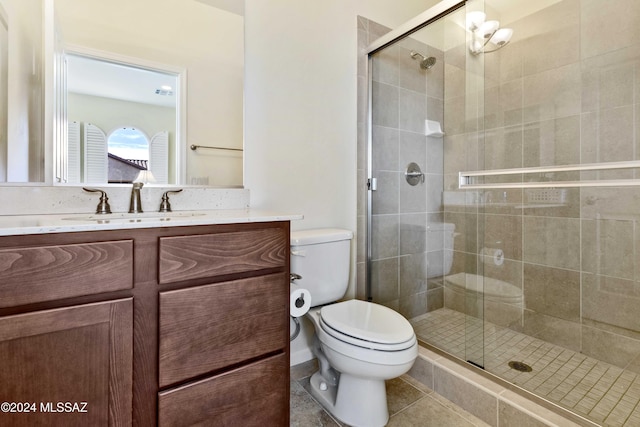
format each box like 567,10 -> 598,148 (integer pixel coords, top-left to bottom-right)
67,121 -> 81,183
149,131 -> 169,184
84,123 -> 107,183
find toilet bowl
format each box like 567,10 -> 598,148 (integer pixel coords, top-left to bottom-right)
290,229 -> 418,427
306,301 -> 418,427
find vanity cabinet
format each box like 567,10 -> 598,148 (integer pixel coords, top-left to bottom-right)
0,221 -> 291,427
156,226 -> 290,426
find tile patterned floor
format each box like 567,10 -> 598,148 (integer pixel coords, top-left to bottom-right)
412,308 -> 640,427
290,359 -> 490,427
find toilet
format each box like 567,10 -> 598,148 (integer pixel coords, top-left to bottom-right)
291,228 -> 418,427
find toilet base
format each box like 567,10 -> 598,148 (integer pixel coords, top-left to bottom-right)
309,371 -> 389,427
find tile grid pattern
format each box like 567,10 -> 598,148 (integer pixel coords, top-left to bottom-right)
412,309 -> 640,426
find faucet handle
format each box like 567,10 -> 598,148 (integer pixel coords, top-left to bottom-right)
83,187 -> 112,214
158,189 -> 183,212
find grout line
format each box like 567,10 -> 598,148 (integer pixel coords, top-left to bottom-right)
416,308 -> 640,426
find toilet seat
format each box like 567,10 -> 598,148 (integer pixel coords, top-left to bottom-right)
319,300 -> 416,351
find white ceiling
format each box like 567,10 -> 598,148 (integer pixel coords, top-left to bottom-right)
67,54 -> 178,108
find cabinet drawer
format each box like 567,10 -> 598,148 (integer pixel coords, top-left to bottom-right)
158,273 -> 288,387
0,240 -> 133,307
158,353 -> 288,427
158,227 -> 287,284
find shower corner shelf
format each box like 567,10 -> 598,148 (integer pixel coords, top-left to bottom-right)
425,120 -> 444,138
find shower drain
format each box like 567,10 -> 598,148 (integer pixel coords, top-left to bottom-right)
508,361 -> 533,372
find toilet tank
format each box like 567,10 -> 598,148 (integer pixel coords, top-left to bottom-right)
290,228 -> 353,307
427,222 -> 455,278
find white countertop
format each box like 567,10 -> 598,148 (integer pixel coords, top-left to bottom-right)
0,209 -> 303,236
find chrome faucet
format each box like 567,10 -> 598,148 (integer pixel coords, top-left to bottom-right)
128,182 -> 144,213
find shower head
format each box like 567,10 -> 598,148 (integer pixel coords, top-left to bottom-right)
410,50 -> 436,70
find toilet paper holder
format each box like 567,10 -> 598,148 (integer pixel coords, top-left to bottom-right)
481,247 -> 504,266
290,280 -> 311,318
290,274 -> 306,307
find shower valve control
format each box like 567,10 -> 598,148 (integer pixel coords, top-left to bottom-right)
405,162 -> 425,186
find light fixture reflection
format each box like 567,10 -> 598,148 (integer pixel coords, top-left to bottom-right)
467,12 -> 513,55
134,170 -> 156,184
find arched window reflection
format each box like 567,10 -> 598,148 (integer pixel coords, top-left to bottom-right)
107,127 -> 149,183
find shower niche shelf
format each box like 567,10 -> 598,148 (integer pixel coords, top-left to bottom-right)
425,120 -> 444,137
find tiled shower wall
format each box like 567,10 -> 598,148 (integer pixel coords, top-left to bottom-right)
443,0 -> 640,373
360,0 -> 640,375
357,16 -> 448,320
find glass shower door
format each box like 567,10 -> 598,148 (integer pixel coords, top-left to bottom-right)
366,1 -> 487,368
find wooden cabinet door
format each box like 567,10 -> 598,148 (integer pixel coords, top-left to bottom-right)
0,299 -> 133,427
158,353 -> 289,427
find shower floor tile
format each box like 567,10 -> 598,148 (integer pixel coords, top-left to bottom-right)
411,308 -> 640,427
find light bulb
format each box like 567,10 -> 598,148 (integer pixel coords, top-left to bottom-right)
466,11 -> 486,31
470,39 -> 484,54
479,20 -> 500,38
489,28 -> 513,46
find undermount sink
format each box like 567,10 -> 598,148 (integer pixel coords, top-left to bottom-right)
63,212 -> 207,222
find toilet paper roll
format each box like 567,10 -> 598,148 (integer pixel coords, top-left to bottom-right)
481,247 -> 504,266
290,283 -> 312,318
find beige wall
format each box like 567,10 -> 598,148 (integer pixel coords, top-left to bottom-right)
244,0 -> 440,364
244,0 -> 439,292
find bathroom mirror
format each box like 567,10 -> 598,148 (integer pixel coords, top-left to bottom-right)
2,0 -> 244,187
0,0 -> 44,183
63,49 -> 183,185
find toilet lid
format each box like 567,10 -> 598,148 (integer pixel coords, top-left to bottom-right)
320,300 -> 415,346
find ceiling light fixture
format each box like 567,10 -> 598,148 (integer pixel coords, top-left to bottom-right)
155,86 -> 174,96
467,11 -> 513,55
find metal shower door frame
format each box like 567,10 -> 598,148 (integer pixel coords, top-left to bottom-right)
364,0 -> 466,302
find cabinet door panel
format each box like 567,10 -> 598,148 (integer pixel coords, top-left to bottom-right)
158,227 -> 286,284
158,353 -> 288,427
0,299 -> 133,427
159,273 -> 288,387
0,240 -> 133,307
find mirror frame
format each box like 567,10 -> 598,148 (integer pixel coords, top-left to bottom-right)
54,44 -> 187,186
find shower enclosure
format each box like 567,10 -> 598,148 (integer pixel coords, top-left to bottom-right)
361,0 -> 640,425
